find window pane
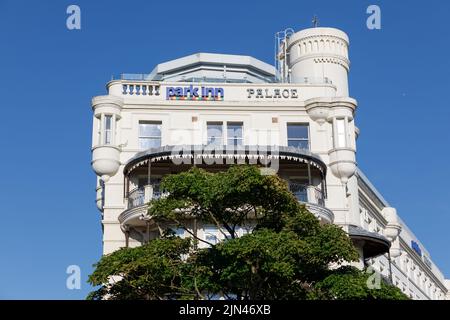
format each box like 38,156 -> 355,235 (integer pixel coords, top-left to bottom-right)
287,123 -> 309,149
104,115 -> 113,145
208,136 -> 222,145
139,122 -> 161,137
207,123 -> 222,136
204,226 -> 219,245
105,130 -> 111,145
139,137 -> 161,149
207,122 -> 223,145
287,123 -> 308,139
105,115 -> 112,130
336,119 -> 346,148
287,139 -> 309,149
228,138 -> 243,146
171,228 -> 185,238
289,181 -> 308,202
227,123 -> 243,138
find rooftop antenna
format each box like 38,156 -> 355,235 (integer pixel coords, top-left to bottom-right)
312,15 -> 319,28
274,28 -> 294,83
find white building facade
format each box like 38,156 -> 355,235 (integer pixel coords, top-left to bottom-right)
91,27 -> 449,300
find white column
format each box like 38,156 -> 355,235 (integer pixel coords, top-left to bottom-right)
144,184 -> 154,203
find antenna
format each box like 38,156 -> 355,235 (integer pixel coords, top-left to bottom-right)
312,15 -> 319,28
274,28 -> 294,83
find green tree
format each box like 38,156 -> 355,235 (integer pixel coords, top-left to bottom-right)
87,237 -> 192,300
308,266 -> 409,300
88,165 -> 408,300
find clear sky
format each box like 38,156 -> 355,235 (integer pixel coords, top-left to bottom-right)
0,0 -> 448,299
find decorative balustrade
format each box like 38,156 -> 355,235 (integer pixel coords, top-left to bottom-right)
121,83 -> 161,96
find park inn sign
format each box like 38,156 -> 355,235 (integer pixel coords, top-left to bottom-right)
166,85 -> 224,101
165,84 -> 299,101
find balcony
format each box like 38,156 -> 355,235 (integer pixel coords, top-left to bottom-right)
118,145 -> 334,230
289,182 -> 324,206
126,184 -> 165,209
119,180 -> 333,229
288,182 -> 333,224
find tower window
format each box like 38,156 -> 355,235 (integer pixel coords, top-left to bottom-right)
335,118 -> 347,148
104,115 -> 112,145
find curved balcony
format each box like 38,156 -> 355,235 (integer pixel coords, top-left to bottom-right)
119,181 -> 333,230
119,184 -> 164,228
119,145 -> 333,230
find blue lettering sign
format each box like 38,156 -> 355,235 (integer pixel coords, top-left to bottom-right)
166,85 -> 224,101
411,240 -> 422,257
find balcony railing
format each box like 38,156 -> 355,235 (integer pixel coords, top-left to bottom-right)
127,182 -> 325,210
126,184 -> 165,209
288,182 -> 325,207
114,74 -> 333,85
127,186 -> 145,209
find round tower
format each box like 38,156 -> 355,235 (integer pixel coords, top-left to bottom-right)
286,27 -> 350,96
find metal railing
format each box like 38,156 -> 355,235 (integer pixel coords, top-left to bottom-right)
127,186 -> 145,209
152,185 -> 164,200
288,182 -> 325,207
115,74 -> 332,85
127,182 -> 324,210
126,183 -> 165,209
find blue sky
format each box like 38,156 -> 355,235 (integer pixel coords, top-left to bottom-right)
0,0 -> 448,299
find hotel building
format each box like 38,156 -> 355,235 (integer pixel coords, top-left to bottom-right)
90,27 -> 450,299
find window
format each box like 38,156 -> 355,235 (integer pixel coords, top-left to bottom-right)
227,122 -> 243,146
207,121 -> 244,146
104,115 -> 112,145
335,118 -> 347,148
171,227 -> 185,239
287,123 -> 309,149
139,121 -> 161,149
289,180 -> 308,202
204,226 -> 219,245
207,122 -> 223,145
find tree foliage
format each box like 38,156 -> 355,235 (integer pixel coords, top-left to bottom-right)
308,266 -> 409,300
88,165 -> 408,300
